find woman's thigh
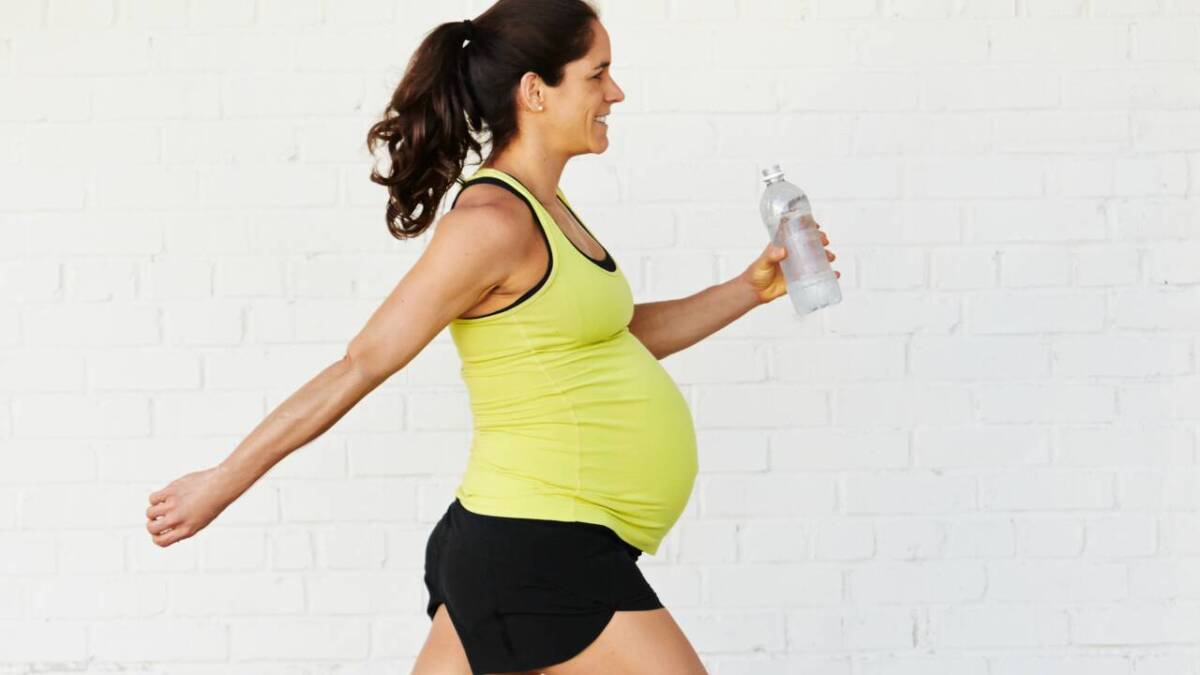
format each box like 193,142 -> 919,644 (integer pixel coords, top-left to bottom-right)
411,603 -> 471,675
540,607 -> 707,675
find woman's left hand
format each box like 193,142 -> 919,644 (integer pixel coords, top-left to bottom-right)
738,216 -> 838,305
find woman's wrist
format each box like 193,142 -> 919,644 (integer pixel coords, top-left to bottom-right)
212,458 -> 257,503
731,272 -> 769,308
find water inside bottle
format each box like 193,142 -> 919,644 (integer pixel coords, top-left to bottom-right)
787,273 -> 842,317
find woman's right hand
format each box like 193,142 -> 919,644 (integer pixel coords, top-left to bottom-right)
145,465 -> 239,548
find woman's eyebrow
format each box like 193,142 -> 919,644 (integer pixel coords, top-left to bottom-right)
592,61 -> 611,72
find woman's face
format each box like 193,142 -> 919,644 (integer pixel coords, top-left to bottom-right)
539,20 -> 625,156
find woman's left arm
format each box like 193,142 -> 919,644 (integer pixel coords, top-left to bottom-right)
628,275 -> 763,360
628,225 -> 837,360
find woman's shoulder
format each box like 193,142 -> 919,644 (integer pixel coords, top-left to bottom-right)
453,181 -> 543,241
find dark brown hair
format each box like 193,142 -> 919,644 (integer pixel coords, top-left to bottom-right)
365,0 -> 600,240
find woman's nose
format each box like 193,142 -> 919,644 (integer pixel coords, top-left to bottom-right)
610,81 -> 625,102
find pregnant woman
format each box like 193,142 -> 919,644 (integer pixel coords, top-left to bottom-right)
143,1 -> 837,673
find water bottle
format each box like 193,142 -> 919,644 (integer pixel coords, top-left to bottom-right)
758,164 -> 841,316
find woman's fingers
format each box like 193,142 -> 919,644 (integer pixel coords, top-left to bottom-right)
146,509 -> 191,547
146,501 -> 169,519
146,512 -> 180,536
153,526 -> 190,548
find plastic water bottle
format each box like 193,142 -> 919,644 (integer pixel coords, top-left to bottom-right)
758,164 -> 842,317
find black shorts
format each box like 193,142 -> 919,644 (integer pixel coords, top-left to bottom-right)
424,497 -> 664,674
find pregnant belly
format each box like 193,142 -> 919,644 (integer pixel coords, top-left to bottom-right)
459,331 -> 699,523
575,351 -> 699,521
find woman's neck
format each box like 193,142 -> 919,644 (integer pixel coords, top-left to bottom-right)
482,152 -> 565,205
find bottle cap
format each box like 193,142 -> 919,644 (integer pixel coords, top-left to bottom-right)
760,164 -> 784,183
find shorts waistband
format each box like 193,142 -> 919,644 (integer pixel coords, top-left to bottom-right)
450,498 -> 643,558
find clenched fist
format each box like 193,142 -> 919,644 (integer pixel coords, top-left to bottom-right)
145,465 -> 238,548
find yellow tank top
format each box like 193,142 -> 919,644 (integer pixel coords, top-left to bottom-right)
446,167 -> 698,555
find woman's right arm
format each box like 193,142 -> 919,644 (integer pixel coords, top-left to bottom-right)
144,204 -> 525,547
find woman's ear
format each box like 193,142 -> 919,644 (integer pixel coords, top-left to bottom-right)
518,72 -> 545,112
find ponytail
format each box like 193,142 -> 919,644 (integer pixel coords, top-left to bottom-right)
365,0 -> 600,240
366,20 -> 481,240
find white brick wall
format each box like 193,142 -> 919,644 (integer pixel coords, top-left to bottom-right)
0,0 -> 1197,672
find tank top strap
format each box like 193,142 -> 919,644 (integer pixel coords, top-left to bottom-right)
460,167 -> 540,205
554,186 -> 573,210
457,167 -> 547,227
455,167 -> 619,275
465,166 -> 597,253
